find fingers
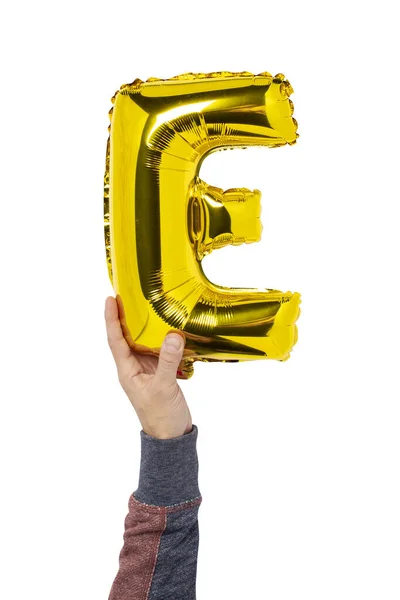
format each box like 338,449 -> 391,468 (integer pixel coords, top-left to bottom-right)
155,332 -> 185,386
104,297 -> 141,377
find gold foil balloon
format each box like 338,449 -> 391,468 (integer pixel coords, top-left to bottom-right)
104,71 -> 301,379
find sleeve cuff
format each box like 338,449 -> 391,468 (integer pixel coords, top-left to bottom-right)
133,424 -> 201,507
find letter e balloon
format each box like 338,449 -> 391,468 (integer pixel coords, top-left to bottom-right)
104,71 -> 301,379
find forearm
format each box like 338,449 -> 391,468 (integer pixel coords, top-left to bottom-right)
108,425 -> 202,600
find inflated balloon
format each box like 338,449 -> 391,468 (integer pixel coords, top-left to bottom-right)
104,71 -> 301,379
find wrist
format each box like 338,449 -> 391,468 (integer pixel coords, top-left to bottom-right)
141,418 -> 193,440
143,427 -> 192,440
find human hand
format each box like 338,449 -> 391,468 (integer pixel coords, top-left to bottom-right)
104,296 -> 192,439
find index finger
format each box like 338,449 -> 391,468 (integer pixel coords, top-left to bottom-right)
104,296 -> 141,376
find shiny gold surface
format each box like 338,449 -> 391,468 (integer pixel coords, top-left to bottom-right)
104,71 -> 301,379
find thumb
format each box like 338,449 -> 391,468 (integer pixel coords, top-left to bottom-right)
155,332 -> 185,385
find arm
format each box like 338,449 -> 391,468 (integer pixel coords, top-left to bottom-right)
104,297 -> 202,600
109,426 -> 202,600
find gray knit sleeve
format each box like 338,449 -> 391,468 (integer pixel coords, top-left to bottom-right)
108,425 -> 202,600
134,424 -> 201,506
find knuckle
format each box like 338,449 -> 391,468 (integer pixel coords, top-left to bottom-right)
117,371 -> 128,389
161,351 -> 179,365
149,379 -> 163,397
161,355 -> 176,366
117,367 -> 132,388
152,377 -> 176,398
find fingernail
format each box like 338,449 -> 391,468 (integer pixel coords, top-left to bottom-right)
164,334 -> 183,352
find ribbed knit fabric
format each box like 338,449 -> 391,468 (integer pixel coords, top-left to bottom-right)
108,425 -> 202,600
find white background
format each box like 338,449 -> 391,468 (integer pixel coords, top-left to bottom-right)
1,1 -> 399,598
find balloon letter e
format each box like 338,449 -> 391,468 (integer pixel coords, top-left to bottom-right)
104,71 -> 301,379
